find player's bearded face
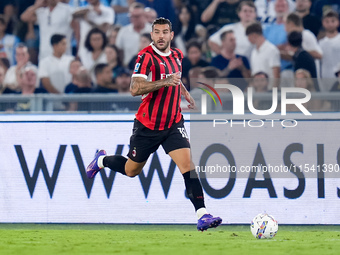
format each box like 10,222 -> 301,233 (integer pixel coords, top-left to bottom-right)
152,24 -> 174,52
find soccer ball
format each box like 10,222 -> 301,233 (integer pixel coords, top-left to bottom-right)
250,213 -> 278,239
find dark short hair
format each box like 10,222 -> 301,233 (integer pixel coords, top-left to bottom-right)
50,34 -> 66,46
323,9 -> 339,20
237,1 -> 256,13
245,22 -> 263,36
94,63 -> 109,77
85,28 -> 107,52
253,71 -> 269,78
220,30 -> 234,41
201,66 -> 219,78
186,39 -> 202,52
152,17 -> 172,31
16,43 -> 28,51
141,32 -> 152,42
288,31 -> 302,48
286,12 -> 303,27
130,2 -> 145,10
0,57 -> 10,69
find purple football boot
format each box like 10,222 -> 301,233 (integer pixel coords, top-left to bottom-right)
86,150 -> 107,179
197,214 -> 222,231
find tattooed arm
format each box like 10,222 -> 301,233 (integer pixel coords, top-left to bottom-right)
130,72 -> 181,96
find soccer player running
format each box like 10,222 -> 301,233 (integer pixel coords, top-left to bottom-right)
86,18 -> 222,231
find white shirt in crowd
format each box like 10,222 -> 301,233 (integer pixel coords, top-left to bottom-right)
209,22 -> 253,62
35,2 -> 73,60
3,62 -> 37,90
116,23 -> 152,66
79,50 -> 107,82
250,40 -> 281,78
38,54 -> 74,93
319,33 -> 340,91
77,4 -> 114,57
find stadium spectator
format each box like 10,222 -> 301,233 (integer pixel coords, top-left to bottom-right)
262,0 -> 293,75
293,68 -> 330,111
72,0 -> 114,58
3,3 -> 20,36
174,4 -> 197,56
181,40 -> 209,89
201,0 -> 241,29
210,30 -> 250,91
115,2 -> 152,65
0,14 -> 19,66
319,10 -> 340,91
3,44 -> 36,92
294,68 -> 315,90
128,33 -> 152,71
18,66 -> 46,95
250,72 -> 270,92
246,22 -> 281,84
144,7 -> 157,24
105,44 -> 124,81
64,59 -> 83,93
111,0 -> 135,26
115,67 -> 131,93
287,31 -> 319,90
263,0 -> 289,51
65,67 -> 93,111
284,12 -> 323,61
312,0 -> 340,23
106,25 -> 121,45
13,66 -> 47,111
73,67 -> 93,93
79,27 -> 108,82
38,34 -> 74,93
255,0 -> 295,24
92,63 -> 117,93
295,0 -> 322,37
208,1 -> 257,60
21,0 -> 74,60
137,0 -> 176,25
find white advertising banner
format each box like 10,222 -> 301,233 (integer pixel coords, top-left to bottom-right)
0,114 -> 339,224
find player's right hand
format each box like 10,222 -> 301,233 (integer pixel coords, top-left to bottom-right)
167,72 -> 181,87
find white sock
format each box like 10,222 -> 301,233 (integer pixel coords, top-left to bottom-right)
196,207 -> 208,219
97,155 -> 105,168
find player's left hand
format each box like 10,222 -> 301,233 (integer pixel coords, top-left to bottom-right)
185,93 -> 196,110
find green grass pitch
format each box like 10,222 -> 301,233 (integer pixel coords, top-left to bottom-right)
0,224 -> 339,255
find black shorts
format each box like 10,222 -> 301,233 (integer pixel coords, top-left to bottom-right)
127,118 -> 190,163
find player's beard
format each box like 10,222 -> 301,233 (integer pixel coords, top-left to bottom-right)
155,40 -> 170,52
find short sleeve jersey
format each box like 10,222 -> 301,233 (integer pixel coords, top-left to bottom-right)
132,43 -> 183,130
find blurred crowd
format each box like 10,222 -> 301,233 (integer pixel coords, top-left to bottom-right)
0,0 -> 340,111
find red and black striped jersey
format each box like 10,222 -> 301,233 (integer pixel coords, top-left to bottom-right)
132,43 -> 183,130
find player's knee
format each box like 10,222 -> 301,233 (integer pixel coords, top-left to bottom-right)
125,170 -> 138,178
179,161 -> 192,173
125,167 -> 142,177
